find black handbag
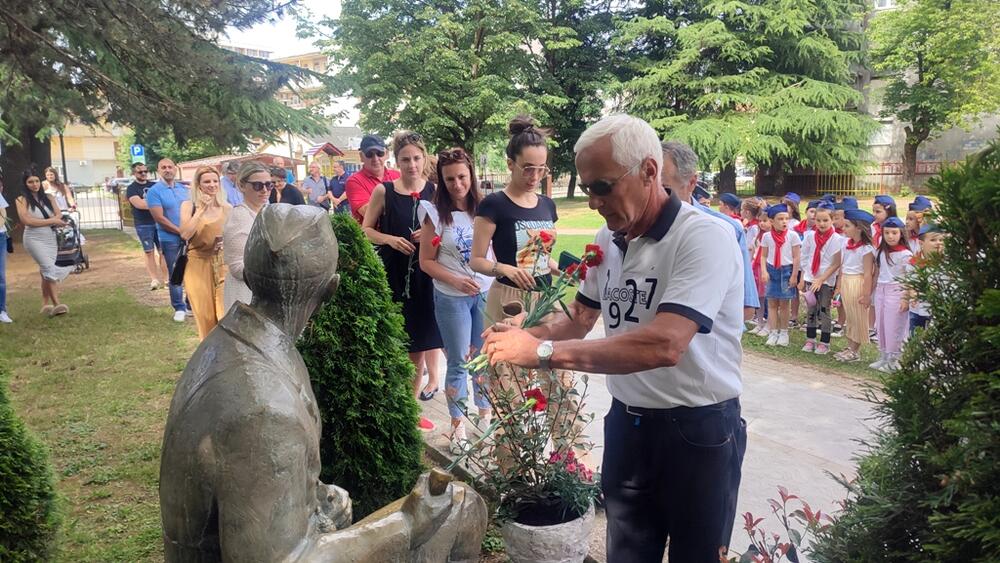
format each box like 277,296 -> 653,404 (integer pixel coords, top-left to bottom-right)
169,243 -> 189,286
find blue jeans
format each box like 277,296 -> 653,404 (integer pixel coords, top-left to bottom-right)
766,264 -> 796,300
0,232 -> 8,313
161,239 -> 186,312
909,311 -> 930,335
433,289 -> 490,419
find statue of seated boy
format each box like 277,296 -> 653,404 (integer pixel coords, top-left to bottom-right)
159,204 -> 486,562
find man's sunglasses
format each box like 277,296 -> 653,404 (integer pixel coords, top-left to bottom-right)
134,170 -> 148,174
364,149 -> 386,158
579,160 -> 643,197
246,181 -> 276,192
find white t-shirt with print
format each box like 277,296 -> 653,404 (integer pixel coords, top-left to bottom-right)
418,201 -> 494,298
799,229 -> 843,286
840,239 -> 875,275
760,229 -> 802,268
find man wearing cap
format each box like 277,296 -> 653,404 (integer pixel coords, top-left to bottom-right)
661,141 -> 760,320
345,134 -> 400,222
221,161 -> 243,206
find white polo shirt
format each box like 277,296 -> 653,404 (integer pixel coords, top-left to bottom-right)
760,230 -> 801,267
576,192 -> 744,409
799,229 -> 843,286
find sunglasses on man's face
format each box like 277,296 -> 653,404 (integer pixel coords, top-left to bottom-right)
247,181 -> 276,192
579,161 -> 644,197
135,170 -> 148,175
364,149 -> 386,159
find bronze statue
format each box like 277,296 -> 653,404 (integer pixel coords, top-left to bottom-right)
159,204 -> 486,562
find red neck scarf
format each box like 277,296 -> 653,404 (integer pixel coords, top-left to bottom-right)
746,219 -> 759,229
794,220 -> 809,235
771,229 -> 788,268
846,237 -> 865,250
886,244 -> 908,253
811,228 -> 834,275
872,222 -> 882,246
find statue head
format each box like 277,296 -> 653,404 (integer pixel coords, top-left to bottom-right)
244,204 -> 340,336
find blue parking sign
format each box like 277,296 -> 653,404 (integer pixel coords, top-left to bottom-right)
130,144 -> 145,164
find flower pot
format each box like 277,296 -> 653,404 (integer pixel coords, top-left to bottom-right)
501,503 -> 595,563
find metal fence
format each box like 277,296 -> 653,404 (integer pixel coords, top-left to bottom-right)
74,186 -> 124,230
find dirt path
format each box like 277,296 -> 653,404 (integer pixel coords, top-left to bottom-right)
5,229 -> 171,309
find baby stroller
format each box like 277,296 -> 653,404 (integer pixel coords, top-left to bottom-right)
55,210 -> 90,273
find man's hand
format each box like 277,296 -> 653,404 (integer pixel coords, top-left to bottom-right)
482,323 -> 541,368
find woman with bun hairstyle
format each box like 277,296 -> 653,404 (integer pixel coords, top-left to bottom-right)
470,116 -> 559,323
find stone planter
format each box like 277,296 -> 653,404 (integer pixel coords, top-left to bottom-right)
501,503 -> 595,563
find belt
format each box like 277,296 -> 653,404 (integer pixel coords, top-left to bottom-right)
611,397 -> 740,419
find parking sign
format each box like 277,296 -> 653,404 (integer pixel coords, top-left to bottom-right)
130,144 -> 145,164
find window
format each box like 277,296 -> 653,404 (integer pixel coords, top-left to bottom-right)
874,0 -> 896,9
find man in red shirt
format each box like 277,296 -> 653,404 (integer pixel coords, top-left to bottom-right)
346,134 -> 400,222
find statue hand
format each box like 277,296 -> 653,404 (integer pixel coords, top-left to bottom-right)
402,472 -> 453,548
318,483 -> 353,531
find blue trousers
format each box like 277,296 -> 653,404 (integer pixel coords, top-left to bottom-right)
0,232 -> 8,313
433,289 -> 490,419
161,239 -> 186,312
603,397 -> 747,562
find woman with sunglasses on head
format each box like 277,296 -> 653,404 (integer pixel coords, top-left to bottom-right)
363,131 -> 444,432
417,147 -> 494,450
15,169 -> 75,317
223,162 -> 272,311
470,116 -> 559,323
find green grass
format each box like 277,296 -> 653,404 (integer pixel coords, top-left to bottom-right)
1,284 -> 197,561
741,322 -> 883,380
553,197 -> 605,230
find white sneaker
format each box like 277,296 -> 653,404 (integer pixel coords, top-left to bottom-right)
753,325 -> 770,336
150,279 -> 161,290
173,310 -> 186,322
777,331 -> 790,347
868,354 -> 886,370
765,331 -> 779,346
0,311 -> 12,323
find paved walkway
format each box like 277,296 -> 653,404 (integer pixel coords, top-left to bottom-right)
420,318 -> 874,561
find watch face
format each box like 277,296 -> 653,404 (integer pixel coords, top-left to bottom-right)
538,341 -> 554,359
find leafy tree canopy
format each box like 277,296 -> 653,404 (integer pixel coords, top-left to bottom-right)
618,0 -> 876,178
0,0 -> 326,151
868,0 -> 1000,184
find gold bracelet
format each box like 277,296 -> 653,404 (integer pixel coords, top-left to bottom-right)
490,262 -> 499,276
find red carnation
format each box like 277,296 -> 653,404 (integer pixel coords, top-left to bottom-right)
410,191 -> 421,200
583,243 -> 603,267
524,388 -> 548,412
577,263 -> 589,281
538,230 -> 554,244
565,263 -> 579,277
431,235 -> 442,247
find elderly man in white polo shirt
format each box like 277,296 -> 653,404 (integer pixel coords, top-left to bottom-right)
482,113 -> 747,562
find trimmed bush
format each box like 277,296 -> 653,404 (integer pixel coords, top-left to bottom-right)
0,368 -> 60,561
812,140 -> 1000,560
299,213 -> 424,519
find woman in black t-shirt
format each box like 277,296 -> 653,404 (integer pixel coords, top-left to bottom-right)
471,116 -> 559,326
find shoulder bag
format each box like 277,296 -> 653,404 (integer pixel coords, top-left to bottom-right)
169,242 -> 189,286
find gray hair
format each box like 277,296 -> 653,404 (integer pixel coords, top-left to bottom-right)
574,114 -> 662,173
661,141 -> 699,181
223,160 -> 240,174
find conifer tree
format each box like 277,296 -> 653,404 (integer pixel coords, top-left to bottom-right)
618,0 -> 875,193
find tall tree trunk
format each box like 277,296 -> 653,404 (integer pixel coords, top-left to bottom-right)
718,163 -> 736,195
902,131 -> 920,188
0,125 -> 52,232
566,168 -> 577,198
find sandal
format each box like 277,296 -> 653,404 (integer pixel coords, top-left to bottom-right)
835,349 -> 861,362
418,387 -> 438,401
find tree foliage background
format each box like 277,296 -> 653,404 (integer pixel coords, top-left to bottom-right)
811,139 -> 1000,561
867,0 -> 1000,187
617,0 -> 876,193
0,0 -> 325,211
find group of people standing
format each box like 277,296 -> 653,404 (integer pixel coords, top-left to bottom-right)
740,190 -> 941,370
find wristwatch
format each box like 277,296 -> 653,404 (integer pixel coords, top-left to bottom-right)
537,340 -> 554,370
